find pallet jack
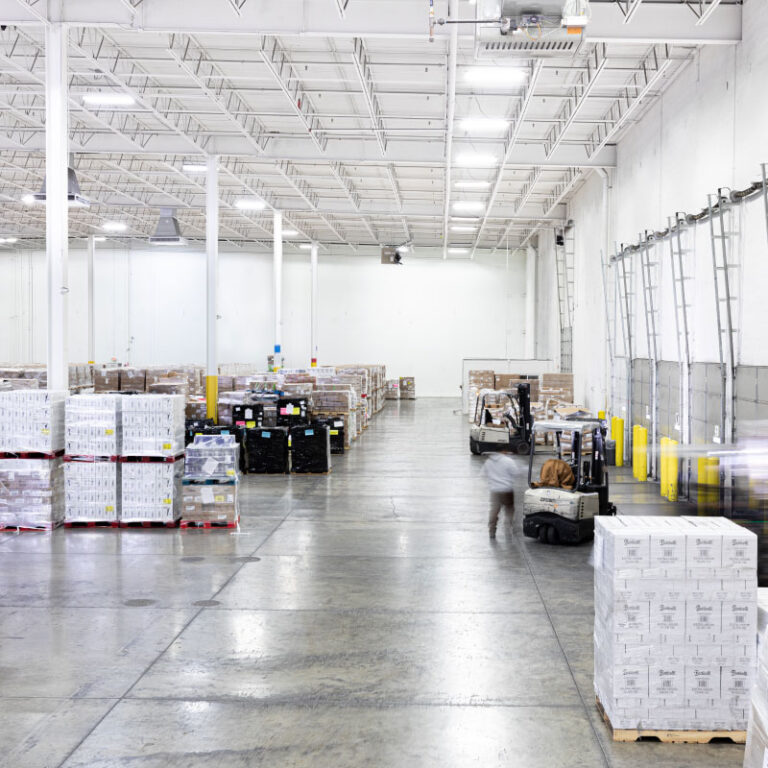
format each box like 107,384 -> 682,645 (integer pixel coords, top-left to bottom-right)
469,383 -> 533,456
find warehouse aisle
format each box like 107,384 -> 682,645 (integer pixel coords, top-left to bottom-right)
0,399 -> 744,767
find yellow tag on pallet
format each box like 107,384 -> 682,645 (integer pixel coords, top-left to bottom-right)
330,430 -> 339,435
246,421 -> 256,428
162,443 -> 172,450
214,495 -> 226,502
105,506 -> 114,512
293,407 -> 300,415
105,429 -> 114,435
41,428 -> 50,434
226,469 -> 235,476
163,498 -> 172,505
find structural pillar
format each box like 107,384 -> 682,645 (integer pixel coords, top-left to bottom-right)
273,210 -> 283,370
205,155 -> 219,421
310,241 -> 318,367
87,235 -> 95,365
525,245 -> 536,359
45,23 -> 69,391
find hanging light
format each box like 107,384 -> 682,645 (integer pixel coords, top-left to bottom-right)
31,153 -> 90,208
149,208 -> 187,246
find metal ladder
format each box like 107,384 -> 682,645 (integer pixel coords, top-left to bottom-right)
761,163 -> 768,247
613,244 -> 634,463
707,190 -> 738,448
639,232 -> 660,479
668,214 -> 692,497
600,249 -> 615,412
554,226 -> 575,372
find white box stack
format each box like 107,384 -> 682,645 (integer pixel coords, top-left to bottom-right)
743,591 -> 768,766
0,390 -> 66,453
65,394 -> 122,457
594,516 -> 757,733
63,459 -> 120,523
121,395 -> 185,457
121,459 -> 183,524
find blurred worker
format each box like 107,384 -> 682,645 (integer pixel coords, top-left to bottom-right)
482,451 -> 517,539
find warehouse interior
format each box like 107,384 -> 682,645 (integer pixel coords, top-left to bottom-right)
0,0 -> 767,766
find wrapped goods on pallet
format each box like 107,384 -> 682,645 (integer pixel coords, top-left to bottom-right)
2,378 -> 40,390
94,367 -> 120,392
284,373 -> 317,388
148,377 -> 189,398
743,592 -> 768,767
0,390 -> 66,453
494,374 -> 540,401
182,484 -> 238,524
385,380 -> 399,400
399,377 -> 416,400
184,434 -> 239,481
277,397 -> 309,428
121,459 -> 183,523
244,426 -> 290,474
312,417 -> 345,454
218,375 -> 234,393
468,370 -> 496,422
290,424 -> 331,474
218,363 -> 260,377
244,374 -> 282,393
65,394 -> 122,456
185,398 -> 207,422
594,516 -> 757,733
217,391 -> 248,426
283,383 -> 314,398
119,367 -> 146,392
64,459 -> 119,523
541,372 -> 574,402
0,458 -> 64,529
69,364 -> 93,389
121,394 -> 185,457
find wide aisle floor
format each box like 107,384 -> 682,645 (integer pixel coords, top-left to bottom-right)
0,398 -> 744,767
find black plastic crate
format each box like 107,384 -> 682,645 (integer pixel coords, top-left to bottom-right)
244,426 -> 289,474
290,424 -> 331,474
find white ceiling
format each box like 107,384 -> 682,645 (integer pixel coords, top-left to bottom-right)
0,0 -> 742,255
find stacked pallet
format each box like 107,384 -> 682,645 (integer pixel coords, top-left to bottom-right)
385,379 -> 400,400
743,592 -> 768,766
467,370 -> 496,422
541,372 -> 574,403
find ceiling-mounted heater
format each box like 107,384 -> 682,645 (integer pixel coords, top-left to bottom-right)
32,153 -> 90,207
149,208 -> 187,246
473,0 -> 590,59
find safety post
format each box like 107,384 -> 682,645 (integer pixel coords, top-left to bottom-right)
634,426 -> 648,482
614,417 -> 624,467
660,437 -> 668,497
667,439 -> 679,502
697,456 -> 719,511
632,425 -> 640,478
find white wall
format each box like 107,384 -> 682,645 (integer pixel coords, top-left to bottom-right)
561,0 -> 768,408
0,248 -> 527,397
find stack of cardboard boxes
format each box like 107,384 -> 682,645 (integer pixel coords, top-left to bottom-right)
744,592 -> 768,766
467,370 -> 496,422
181,434 -> 240,526
594,516 -> 757,733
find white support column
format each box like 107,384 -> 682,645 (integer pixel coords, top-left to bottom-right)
45,23 -> 69,391
525,245 -> 537,359
310,241 -> 318,367
87,235 -> 95,365
205,155 -> 219,420
273,210 -> 283,370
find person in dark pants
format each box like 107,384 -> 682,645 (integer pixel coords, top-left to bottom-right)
481,451 -> 517,539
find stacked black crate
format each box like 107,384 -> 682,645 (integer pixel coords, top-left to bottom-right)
311,416 -> 345,455
290,424 -> 331,474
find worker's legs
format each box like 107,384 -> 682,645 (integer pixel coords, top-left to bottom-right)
488,492 -> 503,538
500,491 -> 516,532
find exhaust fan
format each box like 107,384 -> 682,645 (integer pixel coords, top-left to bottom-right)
149,208 -> 187,246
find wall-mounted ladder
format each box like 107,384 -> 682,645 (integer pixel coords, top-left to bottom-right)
639,231 -> 660,479
614,244 -> 634,463
555,225 -> 575,372
707,190 -> 739,447
761,163 -> 768,247
668,213 -> 692,497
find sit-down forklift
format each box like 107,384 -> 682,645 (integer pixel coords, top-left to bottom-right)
469,383 -> 533,456
523,419 -> 617,545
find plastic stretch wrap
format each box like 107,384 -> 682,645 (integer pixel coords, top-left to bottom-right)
64,460 -> 119,522
0,390 -> 66,453
65,394 -> 122,456
290,425 -> 331,474
184,435 -> 240,481
244,427 -> 289,474
594,516 -> 757,733
182,484 -> 238,523
0,458 -> 64,528
121,395 -> 185,457
217,391 -> 248,426
385,380 -> 400,400
121,460 -> 182,522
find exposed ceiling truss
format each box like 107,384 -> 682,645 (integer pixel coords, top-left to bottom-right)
0,0 -> 743,254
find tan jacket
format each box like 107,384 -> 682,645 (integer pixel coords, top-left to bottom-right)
532,459 -> 576,491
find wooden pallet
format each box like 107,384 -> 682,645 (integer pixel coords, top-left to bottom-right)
118,520 -> 180,529
180,518 -> 240,530
596,697 -> 746,744
64,520 -> 119,528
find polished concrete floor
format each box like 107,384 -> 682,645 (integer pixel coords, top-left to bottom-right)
0,398 -> 745,767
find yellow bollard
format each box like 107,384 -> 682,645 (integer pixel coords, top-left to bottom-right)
697,456 -> 719,510
634,426 -> 648,481
598,410 -> 606,421
615,417 -> 624,467
667,439 -> 679,502
632,425 -> 639,478
660,437 -> 669,498
205,375 -> 218,423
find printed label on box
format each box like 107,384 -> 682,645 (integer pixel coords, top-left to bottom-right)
246,421 -> 255,428
293,407 -> 301,415
334,421 -> 343,427
202,458 -> 218,475
261,432 -> 271,438
305,429 -> 314,436
330,430 -> 339,436
200,488 -> 214,505
162,443 -> 172,450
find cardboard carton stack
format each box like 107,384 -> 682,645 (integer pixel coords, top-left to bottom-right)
494,373 -> 540,402
65,394 -> 122,457
744,592 -> 768,766
121,460 -> 183,524
541,372 -> 574,403
119,367 -> 146,392
468,370 -> 496,423
181,434 -> 240,526
594,516 -> 757,733
399,377 -> 416,400
63,459 -> 120,524
0,458 -> 64,530
121,394 -> 185,457
94,367 -> 121,393
385,380 -> 400,400
0,390 -> 66,453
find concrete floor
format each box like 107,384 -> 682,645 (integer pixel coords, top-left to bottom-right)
0,398 -> 745,767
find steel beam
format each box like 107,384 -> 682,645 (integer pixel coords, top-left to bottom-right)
351,37 -> 387,156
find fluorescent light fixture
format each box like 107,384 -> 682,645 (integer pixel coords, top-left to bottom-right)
282,229 -> 299,237
82,93 -> 135,107
453,201 -> 485,213
93,236 -> 107,242
459,117 -> 509,133
21,193 -> 34,205
235,198 -> 266,211
464,67 -> 528,87
182,163 -> 208,173
451,216 -> 480,222
102,222 -> 127,232
0,237 -> 18,244
456,151 -> 498,166
450,226 -> 476,233
454,181 -> 490,189
448,247 -> 469,254
299,244 -> 312,250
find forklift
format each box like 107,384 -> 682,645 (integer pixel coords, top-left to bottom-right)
522,419 -> 616,545
469,383 -> 533,456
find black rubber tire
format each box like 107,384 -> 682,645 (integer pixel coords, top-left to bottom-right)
537,526 -> 548,543
514,441 -> 530,456
469,439 -> 480,455
547,525 -> 560,545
